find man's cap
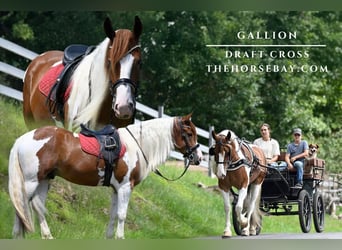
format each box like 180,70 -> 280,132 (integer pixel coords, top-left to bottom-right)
293,128 -> 302,135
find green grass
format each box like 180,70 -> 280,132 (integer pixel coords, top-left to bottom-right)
1,96 -> 342,239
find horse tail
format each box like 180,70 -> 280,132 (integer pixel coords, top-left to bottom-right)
8,140 -> 35,233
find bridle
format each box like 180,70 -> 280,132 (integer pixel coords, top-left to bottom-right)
210,137 -> 253,171
108,44 -> 141,100
155,117 -> 200,181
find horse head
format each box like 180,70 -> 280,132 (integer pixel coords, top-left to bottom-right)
172,113 -> 202,165
210,130 -> 236,179
105,16 -> 142,120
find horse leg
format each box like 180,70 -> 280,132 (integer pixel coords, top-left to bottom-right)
32,180 -> 53,239
246,184 -> 262,236
106,190 -> 118,239
220,190 -> 232,238
236,187 -> 248,235
12,213 -> 25,239
115,182 -> 132,239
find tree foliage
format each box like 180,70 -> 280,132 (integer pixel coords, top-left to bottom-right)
0,11 -> 341,172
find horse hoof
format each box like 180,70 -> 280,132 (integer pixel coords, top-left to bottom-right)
241,228 -> 250,236
221,230 -> 232,238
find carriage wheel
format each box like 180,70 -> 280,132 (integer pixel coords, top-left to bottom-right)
298,190 -> 312,233
313,191 -> 325,233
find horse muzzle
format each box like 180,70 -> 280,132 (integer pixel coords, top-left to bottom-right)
184,144 -> 202,165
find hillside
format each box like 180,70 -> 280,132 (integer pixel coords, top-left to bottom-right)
1,96 -> 342,239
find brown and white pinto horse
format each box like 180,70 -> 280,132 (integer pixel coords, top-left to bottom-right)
209,130 -> 267,237
23,16 -> 142,130
8,114 -> 202,239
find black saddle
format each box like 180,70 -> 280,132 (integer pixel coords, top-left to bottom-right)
80,124 -> 116,137
63,44 -> 92,65
47,44 -> 96,121
80,123 -> 122,186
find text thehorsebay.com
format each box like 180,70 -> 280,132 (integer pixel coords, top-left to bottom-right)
206,31 -> 329,73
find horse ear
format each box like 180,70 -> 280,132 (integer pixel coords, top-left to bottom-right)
211,130 -> 216,139
104,17 -> 116,41
183,112 -> 192,121
133,16 -> 143,39
226,131 -> 231,141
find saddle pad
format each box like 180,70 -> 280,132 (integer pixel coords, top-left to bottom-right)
79,134 -> 126,158
38,63 -> 72,101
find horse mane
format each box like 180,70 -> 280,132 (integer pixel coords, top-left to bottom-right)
66,38 -> 110,130
66,29 -> 135,130
121,117 -> 174,178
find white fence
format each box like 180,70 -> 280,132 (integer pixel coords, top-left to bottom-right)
0,38 -> 211,170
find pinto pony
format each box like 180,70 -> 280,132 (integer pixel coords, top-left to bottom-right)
23,16 -> 142,130
8,114 -> 202,239
209,130 -> 267,237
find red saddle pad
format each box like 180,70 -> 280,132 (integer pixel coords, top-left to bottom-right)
38,63 -> 72,101
79,134 -> 126,158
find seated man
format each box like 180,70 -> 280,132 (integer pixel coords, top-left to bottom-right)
285,128 -> 309,188
253,123 -> 286,170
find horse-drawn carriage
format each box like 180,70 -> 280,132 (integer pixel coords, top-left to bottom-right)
210,130 -> 326,237
231,151 -> 325,235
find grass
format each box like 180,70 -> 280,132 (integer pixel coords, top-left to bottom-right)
1,96 -> 342,239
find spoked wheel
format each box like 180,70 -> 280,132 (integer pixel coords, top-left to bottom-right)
298,190 -> 312,233
313,191 -> 325,233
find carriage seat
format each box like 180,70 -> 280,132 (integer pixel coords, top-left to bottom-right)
63,44 -> 95,65
80,123 -> 116,137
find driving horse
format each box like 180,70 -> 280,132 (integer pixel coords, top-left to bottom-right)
8,114 -> 202,239
209,130 -> 267,237
23,16 -> 142,130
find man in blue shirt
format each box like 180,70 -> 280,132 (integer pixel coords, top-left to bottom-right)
285,128 -> 309,188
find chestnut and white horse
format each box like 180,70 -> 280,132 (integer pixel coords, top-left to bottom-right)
209,130 -> 266,237
8,114 -> 202,239
23,16 -> 142,130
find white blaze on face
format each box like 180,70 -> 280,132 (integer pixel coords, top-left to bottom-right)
216,151 -> 226,178
113,54 -> 135,118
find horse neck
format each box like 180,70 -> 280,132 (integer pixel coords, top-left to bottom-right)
124,117 -> 174,171
230,135 -> 246,161
66,39 -> 110,130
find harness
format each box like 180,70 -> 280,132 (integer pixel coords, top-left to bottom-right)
212,137 -> 260,172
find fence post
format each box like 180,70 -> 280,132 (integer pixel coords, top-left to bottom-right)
208,125 -> 215,177
158,105 -> 164,118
